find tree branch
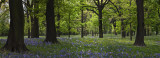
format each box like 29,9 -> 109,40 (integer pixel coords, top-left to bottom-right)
101,0 -> 103,5
93,0 -> 98,6
109,0 -> 119,13
86,8 -> 98,15
0,9 -> 9,18
98,0 -> 100,6
103,0 -> 110,6
83,5 -> 97,9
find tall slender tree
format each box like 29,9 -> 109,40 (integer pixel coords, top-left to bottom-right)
44,0 -> 58,43
129,0 -> 132,41
31,0 -> 39,38
81,7 -> 84,38
1,0 -> 28,52
134,0 -> 146,46
27,0 -> 31,38
85,0 -> 110,38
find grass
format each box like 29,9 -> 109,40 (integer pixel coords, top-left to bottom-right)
0,34 -> 160,58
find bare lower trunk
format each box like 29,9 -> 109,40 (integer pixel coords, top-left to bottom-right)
27,0 -> 30,38
81,9 -> 84,38
44,0 -> 58,43
121,19 -> 126,38
1,0 -> 28,52
130,23 -> 132,41
146,25 -> 149,36
68,13 -> 71,38
99,10 -> 103,38
57,13 -> 60,37
31,0 -> 39,38
134,0 -> 146,46
156,25 -> 159,35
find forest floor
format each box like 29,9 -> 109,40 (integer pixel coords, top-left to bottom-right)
0,34 -> 160,58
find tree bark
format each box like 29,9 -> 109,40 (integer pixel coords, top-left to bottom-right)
98,9 -> 103,38
147,25 -> 149,36
68,13 -> 71,38
81,9 -> 84,38
57,13 -> 60,37
44,0 -> 58,43
156,24 -> 159,35
27,0 -> 30,38
129,0 -> 132,41
130,23 -> 132,41
31,0 -> 39,38
144,26 -> 146,36
134,0 -> 146,46
121,19 -> 126,38
1,0 -> 28,52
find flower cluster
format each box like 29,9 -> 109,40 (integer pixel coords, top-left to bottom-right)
0,37 -> 159,58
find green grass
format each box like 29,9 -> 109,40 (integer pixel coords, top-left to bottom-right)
0,34 -> 160,57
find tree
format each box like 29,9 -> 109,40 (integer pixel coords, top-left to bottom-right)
31,0 -> 39,38
129,0 -> 132,41
134,0 -> 146,46
44,0 -> 58,43
84,0 -> 110,38
81,7 -> 84,38
1,0 -> 28,52
27,0 -> 31,38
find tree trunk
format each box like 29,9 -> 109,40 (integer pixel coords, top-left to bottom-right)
98,9 -> 103,38
113,20 -> 117,35
134,0 -> 146,46
147,25 -> 150,36
68,13 -> 71,38
156,25 -> 159,35
130,23 -> 132,41
157,8 -> 160,35
81,9 -> 84,38
57,13 -> 60,37
127,32 -> 129,36
121,19 -> 126,38
1,0 -> 28,52
92,31 -> 94,36
129,0 -> 132,41
27,0 -> 30,38
144,26 -> 146,36
44,0 -> 58,43
31,0 -> 39,38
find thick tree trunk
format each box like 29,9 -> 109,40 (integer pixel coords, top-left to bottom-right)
31,0 -> 39,38
44,0 -> 58,43
57,13 -> 60,37
1,0 -> 28,52
98,9 -> 103,38
134,0 -> 146,46
81,9 -> 84,38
